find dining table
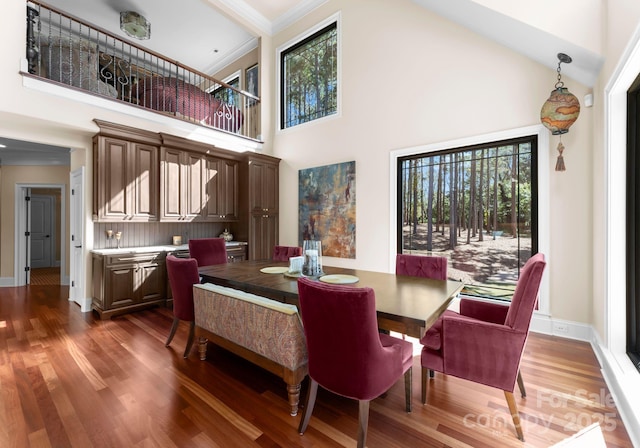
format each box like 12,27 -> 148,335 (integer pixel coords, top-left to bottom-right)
198,260 -> 464,338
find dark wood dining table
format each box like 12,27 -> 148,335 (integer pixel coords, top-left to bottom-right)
198,260 -> 464,338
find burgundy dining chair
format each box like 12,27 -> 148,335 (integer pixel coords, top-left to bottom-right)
296,277 -> 413,448
395,253 -> 448,280
395,253 -> 448,340
165,255 -> 201,358
272,245 -> 302,261
188,237 -> 227,266
420,253 -> 546,441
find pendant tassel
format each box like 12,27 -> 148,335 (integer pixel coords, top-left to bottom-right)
555,140 -> 566,172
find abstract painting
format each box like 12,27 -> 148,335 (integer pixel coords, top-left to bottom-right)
299,161 -> 356,258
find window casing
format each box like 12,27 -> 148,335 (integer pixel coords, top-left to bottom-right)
398,136 -> 538,301
280,21 -> 338,129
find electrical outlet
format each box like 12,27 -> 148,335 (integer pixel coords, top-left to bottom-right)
554,323 -> 569,333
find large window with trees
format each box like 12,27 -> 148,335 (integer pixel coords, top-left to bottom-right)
280,20 -> 338,129
398,136 -> 538,301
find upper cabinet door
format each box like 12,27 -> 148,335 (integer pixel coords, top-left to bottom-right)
131,142 -> 159,220
219,159 -> 239,220
205,157 -> 238,222
94,135 -> 159,221
249,158 -> 279,213
159,147 -> 184,221
183,152 -> 206,221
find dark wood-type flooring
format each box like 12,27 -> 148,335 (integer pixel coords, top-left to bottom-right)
29,267 -> 61,286
0,285 -> 633,447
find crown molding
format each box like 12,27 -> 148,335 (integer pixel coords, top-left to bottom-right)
217,0 -> 329,36
272,0 -> 329,34
214,0 -> 272,34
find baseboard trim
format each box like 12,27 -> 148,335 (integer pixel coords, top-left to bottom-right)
68,296 -> 92,313
530,313 -> 592,341
0,277 -> 15,287
591,332 -> 640,447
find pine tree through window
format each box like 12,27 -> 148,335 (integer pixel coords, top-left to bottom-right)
398,136 -> 538,301
280,22 -> 337,129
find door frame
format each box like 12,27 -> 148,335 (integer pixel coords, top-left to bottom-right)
14,183 -> 67,286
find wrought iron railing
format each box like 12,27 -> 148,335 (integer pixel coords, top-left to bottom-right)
25,1 -> 260,140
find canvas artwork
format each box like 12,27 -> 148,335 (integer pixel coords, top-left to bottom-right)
298,161 -> 356,258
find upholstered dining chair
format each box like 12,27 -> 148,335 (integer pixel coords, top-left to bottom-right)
420,252 -> 546,441
395,253 -> 448,280
395,253 -> 448,340
296,277 -> 413,448
165,255 -> 200,358
272,245 -> 302,261
188,237 -> 227,267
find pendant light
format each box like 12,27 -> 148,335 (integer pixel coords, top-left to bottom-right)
120,11 -> 151,40
540,53 -> 581,171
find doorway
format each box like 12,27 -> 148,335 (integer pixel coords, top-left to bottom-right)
14,183 -> 66,286
30,190 -> 60,284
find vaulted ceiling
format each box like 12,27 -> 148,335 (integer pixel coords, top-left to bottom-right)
3,0 -> 602,164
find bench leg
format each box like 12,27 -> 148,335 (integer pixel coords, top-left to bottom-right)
198,337 -> 208,361
287,382 -> 302,416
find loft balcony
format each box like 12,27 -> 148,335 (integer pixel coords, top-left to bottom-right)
24,1 -> 261,142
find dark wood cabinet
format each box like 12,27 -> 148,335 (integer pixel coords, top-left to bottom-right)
226,244 -> 247,262
92,251 -> 166,319
249,157 -> 279,213
160,147 -> 208,221
160,134 -> 240,223
93,122 -> 160,222
205,157 -> 239,221
238,154 -> 280,261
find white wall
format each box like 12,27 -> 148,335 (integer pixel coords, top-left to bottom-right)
471,0 -> 603,55
271,0 -> 593,325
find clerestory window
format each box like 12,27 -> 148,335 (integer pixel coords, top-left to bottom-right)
280,20 -> 338,129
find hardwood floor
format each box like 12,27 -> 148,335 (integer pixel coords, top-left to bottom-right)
29,267 -> 61,285
0,285 -> 633,447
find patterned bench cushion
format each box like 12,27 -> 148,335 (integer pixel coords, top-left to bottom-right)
193,284 -> 307,370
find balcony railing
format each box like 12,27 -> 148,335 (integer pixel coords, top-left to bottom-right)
25,1 -> 260,140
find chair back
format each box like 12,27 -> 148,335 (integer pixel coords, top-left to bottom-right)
166,255 -> 200,321
395,254 -> 447,280
297,277 -> 404,400
188,238 -> 227,266
273,245 -> 302,261
504,253 -> 546,332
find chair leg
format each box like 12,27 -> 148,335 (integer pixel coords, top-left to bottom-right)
183,321 -> 195,358
165,317 -> 179,346
504,391 -> 524,442
404,368 -> 412,413
421,366 -> 427,404
357,400 -> 370,448
298,379 -> 318,435
517,370 -> 526,398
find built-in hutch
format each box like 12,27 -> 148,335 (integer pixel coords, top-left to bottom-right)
91,120 -> 279,318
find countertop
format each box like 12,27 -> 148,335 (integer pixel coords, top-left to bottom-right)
91,241 -> 247,255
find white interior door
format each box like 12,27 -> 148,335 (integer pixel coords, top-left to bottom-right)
69,168 -> 87,310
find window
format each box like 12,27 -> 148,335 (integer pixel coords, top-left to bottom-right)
626,75 -> 640,372
280,21 -> 338,129
211,76 -> 240,106
398,136 -> 538,301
